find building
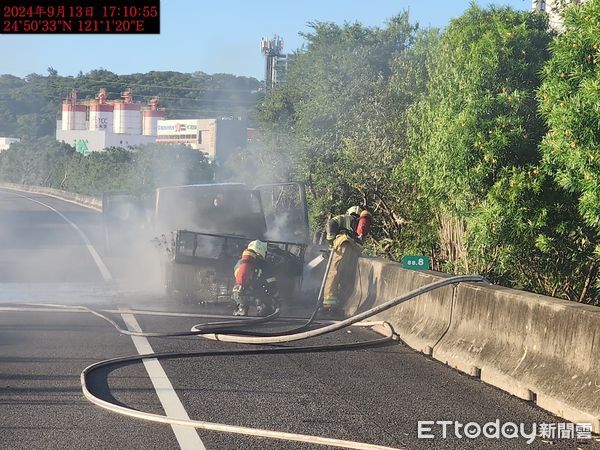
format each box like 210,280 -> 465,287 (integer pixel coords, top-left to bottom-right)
156,118 -> 247,163
55,125 -> 157,155
261,35 -> 293,90
532,0 -> 588,31
0,137 -> 20,152
55,89 -> 163,155
55,89 -> 246,162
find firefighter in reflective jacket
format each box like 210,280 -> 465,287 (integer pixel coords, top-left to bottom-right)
322,206 -> 372,312
232,240 -> 279,316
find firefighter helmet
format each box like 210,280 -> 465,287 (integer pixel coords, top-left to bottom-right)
346,206 -> 361,216
247,240 -> 267,259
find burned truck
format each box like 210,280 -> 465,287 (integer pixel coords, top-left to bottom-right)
103,182 -> 310,303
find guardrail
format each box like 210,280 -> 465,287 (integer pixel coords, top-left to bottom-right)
0,182 -> 102,211
343,257 -> 600,433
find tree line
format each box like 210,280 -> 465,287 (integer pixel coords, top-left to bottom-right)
0,139 -> 214,195
256,2 -> 600,305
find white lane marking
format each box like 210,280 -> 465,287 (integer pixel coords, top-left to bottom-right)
121,313 -> 206,450
5,191 -> 113,281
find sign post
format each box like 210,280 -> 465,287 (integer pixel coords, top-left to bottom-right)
401,255 -> 430,270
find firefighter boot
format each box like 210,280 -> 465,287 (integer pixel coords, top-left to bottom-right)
255,299 -> 274,317
233,304 -> 248,316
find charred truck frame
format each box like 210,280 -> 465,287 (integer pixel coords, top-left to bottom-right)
103,182 -> 310,303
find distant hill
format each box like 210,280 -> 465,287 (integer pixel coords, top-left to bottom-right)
0,68 -> 262,139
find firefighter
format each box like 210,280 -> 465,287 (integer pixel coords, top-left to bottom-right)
322,206 -> 372,312
232,240 -> 279,316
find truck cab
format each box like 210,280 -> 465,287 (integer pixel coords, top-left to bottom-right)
103,182 -> 310,303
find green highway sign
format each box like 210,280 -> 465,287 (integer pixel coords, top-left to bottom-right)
402,255 -> 430,270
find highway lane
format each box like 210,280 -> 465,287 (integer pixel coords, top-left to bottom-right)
0,189 -> 184,449
0,311 -> 179,450
0,187 -> 598,449
0,190 -> 105,283
133,314 -> 600,450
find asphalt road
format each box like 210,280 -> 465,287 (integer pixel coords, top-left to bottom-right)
0,187 -> 598,450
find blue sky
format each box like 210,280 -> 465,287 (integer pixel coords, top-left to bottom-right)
1,0 -> 531,80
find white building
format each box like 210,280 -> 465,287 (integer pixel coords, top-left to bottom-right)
55,89 -> 164,155
156,118 -> 247,163
56,123 -> 156,155
0,137 -> 20,152
532,0 -> 589,31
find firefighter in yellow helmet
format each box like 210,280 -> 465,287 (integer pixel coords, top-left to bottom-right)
232,240 -> 279,316
322,206 -> 372,312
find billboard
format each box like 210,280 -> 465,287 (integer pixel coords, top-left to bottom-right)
157,120 -> 198,136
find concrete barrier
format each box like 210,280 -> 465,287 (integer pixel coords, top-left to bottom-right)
344,257 -> 600,433
344,258 -> 456,355
0,182 -> 102,211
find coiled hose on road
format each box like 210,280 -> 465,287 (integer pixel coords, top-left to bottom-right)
78,274 -> 486,450
30,302 -> 284,337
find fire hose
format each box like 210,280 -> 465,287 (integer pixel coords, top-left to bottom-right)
76,274 -> 485,450
9,273 -> 486,449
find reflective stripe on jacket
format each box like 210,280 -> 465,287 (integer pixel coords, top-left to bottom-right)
326,214 -> 357,242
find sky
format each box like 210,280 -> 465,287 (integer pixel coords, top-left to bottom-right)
1,0 -> 532,81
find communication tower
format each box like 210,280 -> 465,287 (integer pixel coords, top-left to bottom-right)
261,35 -> 289,90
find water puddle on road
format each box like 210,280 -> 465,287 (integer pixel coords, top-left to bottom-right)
0,282 -> 126,305
0,282 -> 204,314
